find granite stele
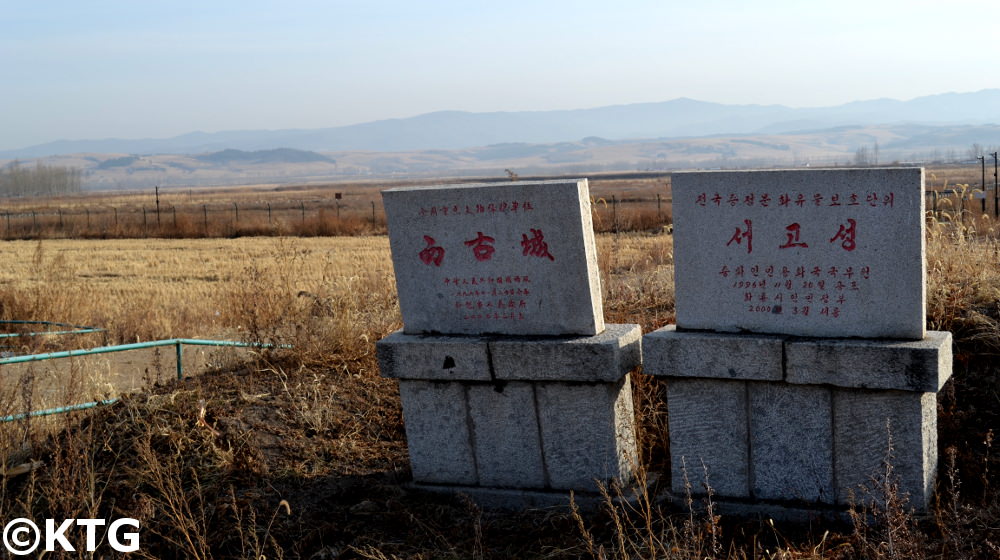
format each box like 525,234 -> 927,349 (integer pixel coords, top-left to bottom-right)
645,168 -> 952,517
378,179 -> 640,508
382,179 -> 603,336
673,167 -> 925,339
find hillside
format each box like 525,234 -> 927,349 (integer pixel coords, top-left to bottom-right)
5,124 -> 1000,190
4,90 -> 1000,159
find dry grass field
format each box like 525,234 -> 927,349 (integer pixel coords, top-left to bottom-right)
0,169 -> 997,558
0,174 -> 674,239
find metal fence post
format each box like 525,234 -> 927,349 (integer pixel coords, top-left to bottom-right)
612,195 -> 618,233
176,341 -> 183,380
993,151 -> 998,218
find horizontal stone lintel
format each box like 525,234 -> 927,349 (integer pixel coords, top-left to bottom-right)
643,325 -> 785,381
785,331 -> 952,392
643,326 -> 952,392
377,323 -> 641,382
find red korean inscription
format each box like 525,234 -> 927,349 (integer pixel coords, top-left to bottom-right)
726,219 -> 753,254
829,219 -> 857,252
778,223 -> 809,249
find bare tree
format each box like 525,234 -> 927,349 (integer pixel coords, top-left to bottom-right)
853,145 -> 872,166
0,161 -> 82,197
968,143 -> 985,160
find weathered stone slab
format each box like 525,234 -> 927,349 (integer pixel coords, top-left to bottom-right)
832,390 -> 937,510
376,331 -> 490,381
398,380 -> 477,485
467,383 -> 546,488
490,323 -> 641,382
535,377 -> 637,490
644,325 -> 785,381
666,378 -> 749,498
673,168 -> 925,339
383,179 -> 604,336
377,324 -> 640,382
785,331 -> 952,391
749,382 -> 834,503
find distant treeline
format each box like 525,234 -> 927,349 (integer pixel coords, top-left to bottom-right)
0,161 -> 82,197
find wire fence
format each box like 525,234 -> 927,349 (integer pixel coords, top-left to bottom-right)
1,189 -> 993,240
0,199 -> 386,239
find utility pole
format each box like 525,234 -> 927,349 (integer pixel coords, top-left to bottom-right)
994,152 -> 999,218
155,186 -> 161,227
978,156 -> 986,213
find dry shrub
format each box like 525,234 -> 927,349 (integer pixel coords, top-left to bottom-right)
925,216 -> 1000,355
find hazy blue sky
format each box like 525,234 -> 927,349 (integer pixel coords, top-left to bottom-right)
1,0 -> 996,150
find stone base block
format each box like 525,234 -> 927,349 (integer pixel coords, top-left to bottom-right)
467,382 -> 547,488
666,378 -> 749,498
648,326 -> 950,514
398,381 -> 477,485
663,378 -> 942,512
749,383 -> 834,504
833,389 -> 937,510
398,377 -> 638,492
645,325 -> 785,381
644,326 -> 953,391
396,363 -> 640,492
378,323 -> 641,382
786,331 -> 952,391
536,378 -> 638,490
382,325 -> 641,495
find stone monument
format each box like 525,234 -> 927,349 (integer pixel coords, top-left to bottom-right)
378,179 -> 641,506
644,168 -> 952,514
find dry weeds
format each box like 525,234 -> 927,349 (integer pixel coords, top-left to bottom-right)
0,182 -> 996,557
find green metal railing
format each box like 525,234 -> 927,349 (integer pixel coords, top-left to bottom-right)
0,337 -> 290,423
1,399 -> 118,423
0,338 -> 286,379
0,320 -> 104,340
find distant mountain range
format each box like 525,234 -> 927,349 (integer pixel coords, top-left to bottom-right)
13,122 -> 999,191
5,89 -> 1000,159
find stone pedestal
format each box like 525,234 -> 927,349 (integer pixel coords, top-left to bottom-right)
377,324 -> 642,507
644,326 -> 951,514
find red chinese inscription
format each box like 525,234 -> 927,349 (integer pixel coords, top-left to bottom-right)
418,235 -> 444,266
464,232 -> 496,261
521,229 -> 555,261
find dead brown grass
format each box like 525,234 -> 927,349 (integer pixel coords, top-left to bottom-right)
0,166 -> 997,558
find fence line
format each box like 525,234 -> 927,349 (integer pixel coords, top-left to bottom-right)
1,190 -> 989,239
0,199 -> 386,239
